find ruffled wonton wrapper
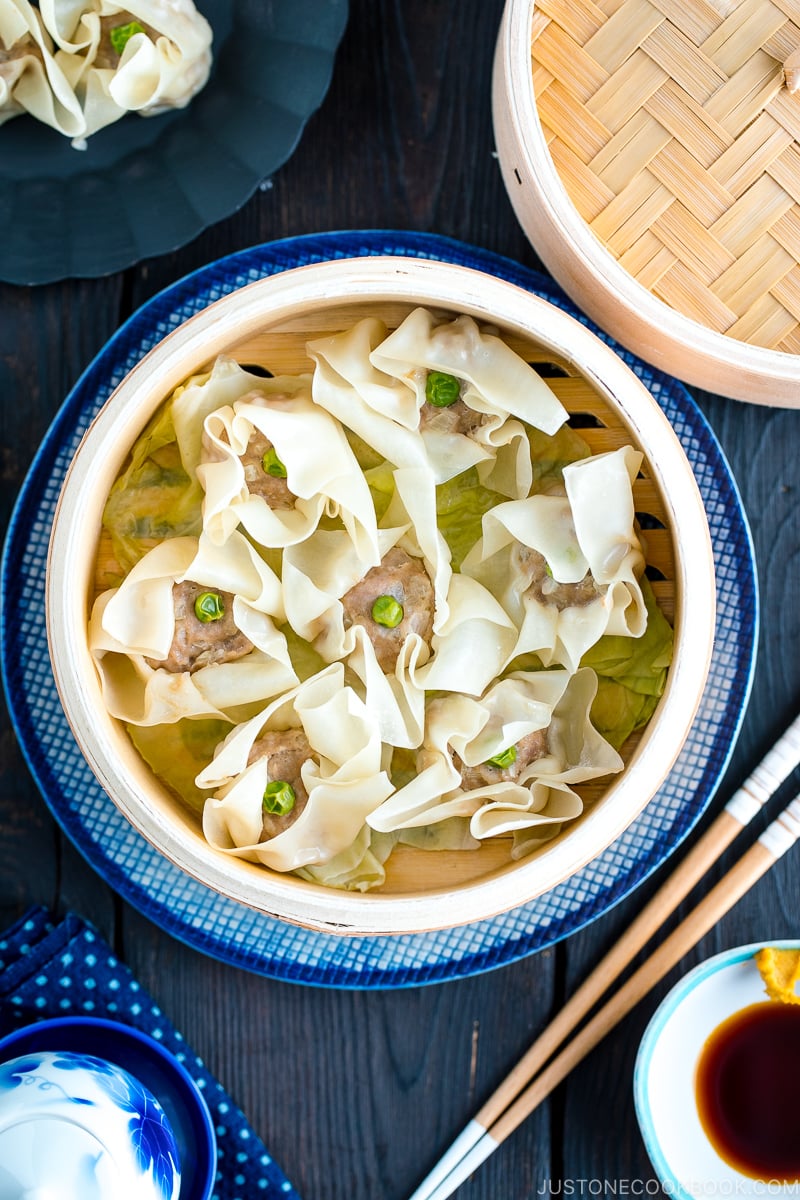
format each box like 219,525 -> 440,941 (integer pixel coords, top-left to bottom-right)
368,667 -> 623,859
38,0 -> 211,143
198,664 -> 394,873
282,465 -> 519,748
0,0 -> 83,134
307,309 -> 568,492
196,357 -> 380,561
463,446 -> 647,672
89,533 -> 297,724
87,302 -> 674,897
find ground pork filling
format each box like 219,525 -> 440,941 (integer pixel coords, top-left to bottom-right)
0,34 -> 42,87
452,727 -> 549,791
0,36 -> 33,65
145,580 -> 254,673
419,394 -> 485,436
239,429 -> 296,509
247,729 -> 312,840
341,546 -> 435,672
514,544 -> 604,612
418,369 -> 486,437
95,13 -> 159,68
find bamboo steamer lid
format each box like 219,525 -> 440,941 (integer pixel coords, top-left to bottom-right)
493,0 -> 800,405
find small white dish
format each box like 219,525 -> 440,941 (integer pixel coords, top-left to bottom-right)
0,1048 -> 181,1200
634,941 -> 800,1198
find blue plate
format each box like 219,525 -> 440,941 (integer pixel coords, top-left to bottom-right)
0,231 -> 758,989
0,1 -> 349,285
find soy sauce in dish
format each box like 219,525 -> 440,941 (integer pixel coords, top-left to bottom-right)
695,1001 -> 800,1181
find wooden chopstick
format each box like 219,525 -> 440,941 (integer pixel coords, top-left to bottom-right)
408,713 -> 800,1200
423,794 -> 800,1200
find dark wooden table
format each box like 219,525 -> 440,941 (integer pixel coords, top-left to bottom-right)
1,3 -> 799,1198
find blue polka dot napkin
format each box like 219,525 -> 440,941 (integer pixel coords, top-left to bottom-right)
0,907 -> 301,1200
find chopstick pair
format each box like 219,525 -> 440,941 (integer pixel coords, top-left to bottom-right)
408,713 -> 800,1200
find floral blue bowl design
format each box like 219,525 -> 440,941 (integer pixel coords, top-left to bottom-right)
0,1016 -> 216,1200
0,1048 -> 180,1199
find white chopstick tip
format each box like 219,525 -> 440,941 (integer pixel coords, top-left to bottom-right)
407,1121 -> 487,1200
727,713 -> 800,816
424,1132 -> 500,1200
779,796 -> 800,839
759,795 -> 800,859
725,786 -> 763,826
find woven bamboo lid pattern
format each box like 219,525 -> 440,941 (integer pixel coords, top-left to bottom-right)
530,0 -> 800,354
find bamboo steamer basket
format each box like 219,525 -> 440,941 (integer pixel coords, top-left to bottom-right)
46,256 -> 715,936
493,0 -> 800,405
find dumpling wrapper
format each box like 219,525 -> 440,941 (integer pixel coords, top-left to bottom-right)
308,318 -> 433,474
171,357 -> 278,488
293,821 -> 481,893
309,315 -> 493,489
282,493 -> 517,724
308,311 -> 568,493
368,668 -> 622,860
0,0 -> 84,134
0,0 -> 39,124
198,663 -> 395,873
366,464 -> 454,631
114,357 -> 311,552
280,460 -> 471,650
39,0 -> 212,143
370,307 -> 569,493
281,526 -> 426,748
293,824 -> 392,893
370,308 -> 567,434
463,446 -> 647,671
198,361 -> 379,561
89,533 -> 296,724
413,573 -> 519,695
283,523 -> 518,748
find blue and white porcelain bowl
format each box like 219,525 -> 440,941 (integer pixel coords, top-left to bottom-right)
0,1016 -> 216,1200
0,1048 -> 181,1200
634,941 -> 800,1199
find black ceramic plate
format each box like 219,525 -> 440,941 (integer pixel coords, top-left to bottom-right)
0,0 -> 349,285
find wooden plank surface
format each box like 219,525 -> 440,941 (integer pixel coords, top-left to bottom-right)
1,2 -> 799,1198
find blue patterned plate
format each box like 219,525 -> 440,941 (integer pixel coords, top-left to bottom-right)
0,232 -> 758,988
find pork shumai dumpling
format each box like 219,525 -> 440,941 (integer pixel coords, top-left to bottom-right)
145,580 -> 254,674
341,546 -> 435,673
39,0 -> 212,143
